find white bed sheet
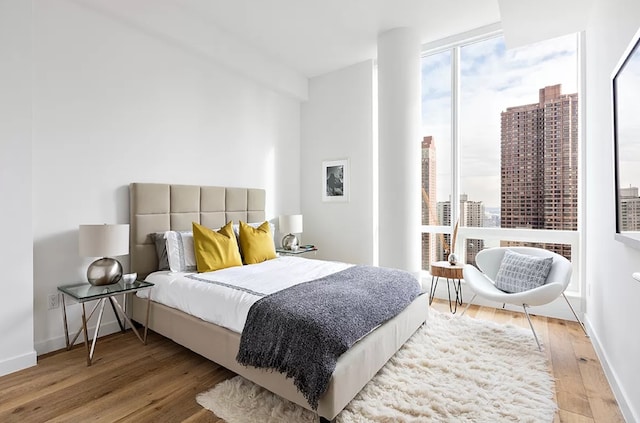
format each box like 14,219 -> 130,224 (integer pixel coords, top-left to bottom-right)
137,256 -> 352,333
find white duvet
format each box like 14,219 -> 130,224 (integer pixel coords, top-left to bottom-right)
137,256 -> 352,333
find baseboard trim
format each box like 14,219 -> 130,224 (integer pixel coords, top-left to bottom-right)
35,320 -> 123,356
584,314 -> 637,423
0,350 -> 37,377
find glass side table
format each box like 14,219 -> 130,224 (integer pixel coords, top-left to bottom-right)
58,280 -> 154,366
276,246 -> 318,257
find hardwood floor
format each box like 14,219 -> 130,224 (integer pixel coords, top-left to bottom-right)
447,301 -> 625,423
0,300 -> 624,422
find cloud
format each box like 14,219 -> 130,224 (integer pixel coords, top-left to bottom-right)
422,32 -> 578,207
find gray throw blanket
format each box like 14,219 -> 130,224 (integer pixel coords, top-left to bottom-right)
236,265 -> 422,410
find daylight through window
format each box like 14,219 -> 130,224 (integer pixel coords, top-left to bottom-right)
421,31 -> 580,275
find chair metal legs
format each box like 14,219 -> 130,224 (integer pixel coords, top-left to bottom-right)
461,293 -> 587,351
463,298 -> 543,351
522,305 -> 542,351
522,298 -> 587,351
562,293 -> 588,336
460,294 -> 476,316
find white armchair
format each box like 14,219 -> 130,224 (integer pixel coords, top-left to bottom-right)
462,247 -> 586,350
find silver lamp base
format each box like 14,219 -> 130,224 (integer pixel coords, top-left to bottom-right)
87,257 -> 123,286
281,233 -> 299,250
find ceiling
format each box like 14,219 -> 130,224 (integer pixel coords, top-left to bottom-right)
74,0 -> 594,85
76,0 -> 502,78
180,0 -> 502,77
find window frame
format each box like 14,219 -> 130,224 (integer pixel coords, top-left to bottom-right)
420,24 -> 585,295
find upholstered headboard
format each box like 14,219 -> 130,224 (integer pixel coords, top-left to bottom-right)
129,183 -> 266,278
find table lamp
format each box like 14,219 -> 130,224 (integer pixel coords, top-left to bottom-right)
79,224 -> 130,286
279,215 -> 303,250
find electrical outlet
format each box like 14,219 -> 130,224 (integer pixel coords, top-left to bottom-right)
48,293 -> 60,310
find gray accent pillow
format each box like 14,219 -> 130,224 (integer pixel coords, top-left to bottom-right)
150,232 -> 170,271
494,250 -> 553,293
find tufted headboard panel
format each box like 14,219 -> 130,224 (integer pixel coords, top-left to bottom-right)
129,183 -> 266,278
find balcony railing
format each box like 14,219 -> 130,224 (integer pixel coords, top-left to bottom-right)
421,225 -> 580,294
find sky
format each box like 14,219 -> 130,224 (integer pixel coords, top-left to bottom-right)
421,33 -> 578,209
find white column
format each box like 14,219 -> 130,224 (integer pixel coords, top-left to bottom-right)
377,28 -> 421,274
0,0 -> 36,376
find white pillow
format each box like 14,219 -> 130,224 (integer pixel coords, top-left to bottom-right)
164,231 -> 197,272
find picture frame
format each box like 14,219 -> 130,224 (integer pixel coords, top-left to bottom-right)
322,159 -> 349,202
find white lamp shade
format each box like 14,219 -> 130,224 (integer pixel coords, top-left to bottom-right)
79,224 -> 130,257
279,215 -> 303,234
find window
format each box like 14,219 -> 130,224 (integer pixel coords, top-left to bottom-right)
421,50 -> 452,269
421,29 -> 581,291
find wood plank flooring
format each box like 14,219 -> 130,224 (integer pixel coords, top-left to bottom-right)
0,300 -> 624,422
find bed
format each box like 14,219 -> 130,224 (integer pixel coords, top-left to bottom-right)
128,182 -> 429,422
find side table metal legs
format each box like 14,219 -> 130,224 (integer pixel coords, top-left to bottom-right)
109,294 -> 150,345
62,295 -> 102,352
86,298 -> 107,365
428,276 -> 439,305
61,292 -> 151,366
429,276 -> 464,314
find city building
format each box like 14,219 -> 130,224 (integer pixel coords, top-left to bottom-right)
619,186 -> 640,231
460,195 -> 485,264
421,136 -> 437,269
437,195 -> 485,266
500,84 -> 578,257
436,200 -> 451,262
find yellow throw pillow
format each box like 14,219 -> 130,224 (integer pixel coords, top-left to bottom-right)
239,220 -> 276,265
192,221 -> 242,272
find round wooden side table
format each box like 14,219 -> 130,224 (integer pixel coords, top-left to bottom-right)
429,261 -> 465,314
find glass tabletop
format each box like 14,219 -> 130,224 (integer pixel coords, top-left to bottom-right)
58,280 -> 154,302
276,247 -> 318,254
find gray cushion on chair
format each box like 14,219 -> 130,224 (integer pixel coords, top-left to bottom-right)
494,250 -> 553,293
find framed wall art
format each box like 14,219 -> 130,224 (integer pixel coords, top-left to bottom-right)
322,159 -> 349,202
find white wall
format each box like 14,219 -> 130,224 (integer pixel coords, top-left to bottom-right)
0,0 -> 37,377
30,0 -> 302,357
71,0 -> 308,101
300,61 -> 375,264
585,0 -> 640,420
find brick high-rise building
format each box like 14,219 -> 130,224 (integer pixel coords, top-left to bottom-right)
436,200 -> 451,263
421,136 -> 437,225
421,136 -> 437,269
500,84 -> 578,258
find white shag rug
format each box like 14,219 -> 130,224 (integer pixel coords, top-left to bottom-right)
197,311 -> 556,423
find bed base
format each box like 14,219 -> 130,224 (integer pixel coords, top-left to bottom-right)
132,293 -> 428,420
